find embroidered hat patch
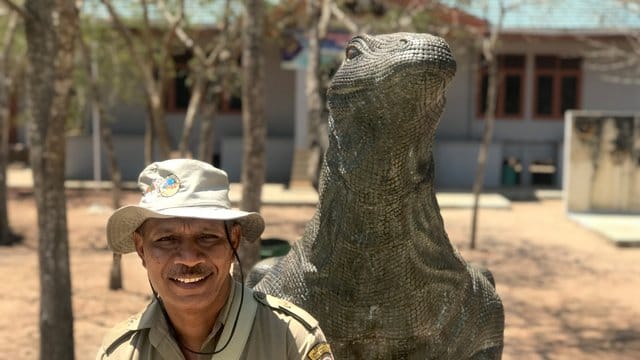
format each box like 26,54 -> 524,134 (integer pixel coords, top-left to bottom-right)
158,174 -> 180,197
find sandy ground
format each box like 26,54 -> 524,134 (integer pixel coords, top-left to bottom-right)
0,189 -> 639,359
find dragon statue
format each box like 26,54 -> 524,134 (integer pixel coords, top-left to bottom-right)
253,32 -> 504,359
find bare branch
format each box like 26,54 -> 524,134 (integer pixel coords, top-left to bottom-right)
0,0 -> 30,20
318,0 -> 331,38
600,73 -> 640,85
157,0 -> 209,64
140,0 -> 160,67
99,0 -> 148,76
330,2 -> 359,34
0,10 -> 19,72
625,32 -> 640,58
209,0 -> 242,65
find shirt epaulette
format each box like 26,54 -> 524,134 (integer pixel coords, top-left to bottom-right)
253,291 -> 319,332
102,319 -> 139,355
101,309 -> 148,355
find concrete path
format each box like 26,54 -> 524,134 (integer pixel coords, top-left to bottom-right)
11,165 -> 640,246
569,213 -> 640,247
8,165 -> 512,209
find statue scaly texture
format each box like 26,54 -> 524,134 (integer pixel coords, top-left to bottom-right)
255,32 -> 504,359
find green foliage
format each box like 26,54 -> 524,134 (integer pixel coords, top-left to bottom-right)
0,12 -> 26,129
68,16 -> 142,134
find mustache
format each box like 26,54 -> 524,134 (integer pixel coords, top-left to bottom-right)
166,264 -> 214,278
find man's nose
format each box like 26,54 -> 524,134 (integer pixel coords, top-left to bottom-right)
174,241 -> 205,267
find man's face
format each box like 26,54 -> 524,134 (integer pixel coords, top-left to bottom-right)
133,217 -> 240,312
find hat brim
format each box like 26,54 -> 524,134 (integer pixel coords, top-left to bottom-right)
107,205 -> 265,254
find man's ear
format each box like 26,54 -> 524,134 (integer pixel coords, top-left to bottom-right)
230,223 -> 242,250
133,232 -> 147,268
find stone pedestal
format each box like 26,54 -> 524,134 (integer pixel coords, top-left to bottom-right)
564,111 -> 640,214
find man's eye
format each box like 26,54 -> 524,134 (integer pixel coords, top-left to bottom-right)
198,234 -> 221,244
155,236 -> 175,243
345,45 -> 362,60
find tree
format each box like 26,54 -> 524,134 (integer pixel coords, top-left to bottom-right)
305,0 -> 331,190
22,0 -> 78,357
299,0 -> 466,189
0,9 -> 22,246
100,0 -> 178,162
157,0 -> 242,161
78,25 -> 125,290
580,0 -> 640,85
469,0 -> 543,249
237,0 -> 266,278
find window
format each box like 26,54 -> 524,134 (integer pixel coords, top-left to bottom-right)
166,52 -> 192,112
220,92 -> 242,113
165,51 -> 242,113
534,55 -> 581,119
478,55 -> 525,119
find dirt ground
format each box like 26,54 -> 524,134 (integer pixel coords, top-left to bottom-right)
1,189 -> 639,359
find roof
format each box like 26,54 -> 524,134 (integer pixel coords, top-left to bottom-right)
443,0 -> 640,34
82,0 -> 283,27
82,0 -> 640,34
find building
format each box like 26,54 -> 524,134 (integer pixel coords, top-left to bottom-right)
432,0 -> 640,188
64,0 -> 640,189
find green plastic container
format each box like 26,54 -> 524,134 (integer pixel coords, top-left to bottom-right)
260,238 -> 291,259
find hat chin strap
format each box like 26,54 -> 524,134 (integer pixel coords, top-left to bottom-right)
151,224 -> 245,358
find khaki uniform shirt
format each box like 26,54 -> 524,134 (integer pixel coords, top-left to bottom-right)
96,281 -> 333,360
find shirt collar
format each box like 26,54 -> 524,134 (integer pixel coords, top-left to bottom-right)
129,276 -> 239,332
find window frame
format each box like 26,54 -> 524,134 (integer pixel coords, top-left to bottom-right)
476,54 -> 526,120
165,52 -> 192,113
533,55 -> 582,120
164,52 -> 242,114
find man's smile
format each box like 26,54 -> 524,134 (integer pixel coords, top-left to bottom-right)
170,274 -> 210,284
168,271 -> 214,289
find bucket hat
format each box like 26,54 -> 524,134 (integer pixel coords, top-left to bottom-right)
107,159 -> 265,254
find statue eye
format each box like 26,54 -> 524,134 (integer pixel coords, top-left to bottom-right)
345,45 -> 362,60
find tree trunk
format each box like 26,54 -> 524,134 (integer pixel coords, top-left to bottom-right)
470,54 -> 497,250
109,253 -> 123,289
78,30 -> 125,290
236,0 -> 266,279
470,1 -> 505,250
178,74 -> 205,157
25,0 -> 78,358
105,112 -> 123,289
100,0 -> 174,160
198,101 -> 216,162
148,85 -> 172,158
305,0 -> 331,191
144,100 -> 154,165
306,0 -> 323,190
0,12 -> 19,246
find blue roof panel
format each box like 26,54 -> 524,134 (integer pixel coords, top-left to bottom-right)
82,0 -> 243,27
444,0 -> 640,32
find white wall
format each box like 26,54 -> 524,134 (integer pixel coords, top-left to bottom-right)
221,137 -> 294,183
69,41 -> 297,182
435,36 -> 640,188
434,141 -> 503,189
438,40 -> 476,140
68,35 -> 640,189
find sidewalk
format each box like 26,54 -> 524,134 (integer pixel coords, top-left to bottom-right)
7,166 -> 512,209
569,213 -> 640,247
13,165 -> 640,246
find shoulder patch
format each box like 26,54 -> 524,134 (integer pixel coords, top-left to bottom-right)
253,291 -> 319,331
307,342 -> 333,360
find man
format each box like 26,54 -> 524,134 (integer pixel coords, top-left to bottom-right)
97,159 -> 333,360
